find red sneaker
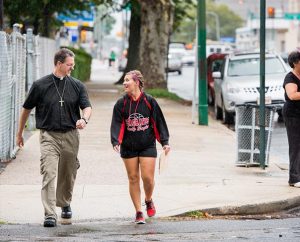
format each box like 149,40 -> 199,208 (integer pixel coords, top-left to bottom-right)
135,211 -> 146,224
145,199 -> 156,217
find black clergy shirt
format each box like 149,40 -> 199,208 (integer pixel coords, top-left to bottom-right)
23,74 -> 91,131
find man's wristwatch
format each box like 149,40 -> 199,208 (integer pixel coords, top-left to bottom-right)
81,117 -> 88,124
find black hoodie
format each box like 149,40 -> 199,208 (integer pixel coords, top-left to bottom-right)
110,92 -> 169,151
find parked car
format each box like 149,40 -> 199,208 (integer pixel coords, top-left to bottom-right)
182,49 -> 195,66
280,52 -> 288,64
207,53 -> 227,105
169,42 -> 187,59
213,51 -> 289,124
166,53 -> 183,75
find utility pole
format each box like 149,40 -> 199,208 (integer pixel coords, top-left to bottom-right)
0,0 -> 4,31
259,0 -> 266,169
197,0 -> 208,125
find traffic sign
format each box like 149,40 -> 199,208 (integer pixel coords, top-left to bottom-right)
284,13 -> 300,20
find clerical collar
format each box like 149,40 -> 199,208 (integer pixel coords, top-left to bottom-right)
52,73 -> 65,80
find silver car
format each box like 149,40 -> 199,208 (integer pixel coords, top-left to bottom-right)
213,51 -> 289,124
166,53 -> 183,75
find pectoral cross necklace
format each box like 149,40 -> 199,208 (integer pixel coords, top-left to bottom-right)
52,76 -> 67,107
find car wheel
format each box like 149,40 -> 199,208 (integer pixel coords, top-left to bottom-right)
178,70 -> 182,75
222,101 -> 233,124
214,100 -> 222,120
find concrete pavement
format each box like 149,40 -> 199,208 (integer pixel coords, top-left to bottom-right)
1,60 -> 300,225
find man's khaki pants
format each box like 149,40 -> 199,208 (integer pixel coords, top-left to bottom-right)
39,129 -> 80,219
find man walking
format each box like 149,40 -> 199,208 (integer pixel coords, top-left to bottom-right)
16,48 -> 92,227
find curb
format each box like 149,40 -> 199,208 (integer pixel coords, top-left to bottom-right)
181,196 -> 300,216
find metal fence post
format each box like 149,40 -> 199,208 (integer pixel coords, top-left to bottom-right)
26,28 -> 36,131
10,23 -> 26,159
10,24 -> 19,158
27,28 -> 34,91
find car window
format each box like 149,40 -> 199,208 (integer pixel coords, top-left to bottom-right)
227,57 -> 286,76
211,59 -> 224,72
169,43 -> 185,50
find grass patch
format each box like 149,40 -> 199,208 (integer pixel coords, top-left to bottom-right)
183,211 -> 205,218
177,210 -> 213,219
0,220 -> 7,225
146,88 -> 183,102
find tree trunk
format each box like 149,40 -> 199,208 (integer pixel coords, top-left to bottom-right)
33,16 -> 40,35
41,5 -> 51,37
138,0 -> 173,89
116,0 -> 141,84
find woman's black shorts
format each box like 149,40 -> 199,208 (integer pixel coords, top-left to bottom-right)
120,144 -> 157,159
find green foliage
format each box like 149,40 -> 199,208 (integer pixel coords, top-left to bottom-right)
4,0 -> 103,36
66,47 -> 92,82
172,0 -> 197,32
183,210 -> 205,218
94,4 -> 117,36
207,1 -> 243,39
172,0 -> 244,43
146,88 -> 182,102
104,15 -> 116,35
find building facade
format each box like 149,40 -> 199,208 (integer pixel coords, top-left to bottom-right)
235,0 -> 300,54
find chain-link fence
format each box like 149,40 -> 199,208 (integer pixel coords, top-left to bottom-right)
25,33 -> 56,130
235,104 -> 276,166
0,31 -> 13,161
0,25 -> 26,161
0,25 -> 57,161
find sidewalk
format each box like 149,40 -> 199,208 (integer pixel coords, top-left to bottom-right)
1,60 -> 300,224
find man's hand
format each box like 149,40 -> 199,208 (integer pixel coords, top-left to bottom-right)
16,108 -> 31,148
76,119 -> 87,129
16,134 -> 24,148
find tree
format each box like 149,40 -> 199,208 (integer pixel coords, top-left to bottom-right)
207,1 -> 243,40
106,0 -> 195,87
172,0 -> 196,33
4,0 -> 102,37
172,0 -> 243,43
116,0 -> 141,84
137,0 -> 174,89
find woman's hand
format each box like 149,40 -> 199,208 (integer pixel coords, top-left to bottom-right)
113,145 -> 120,153
163,145 -> 170,155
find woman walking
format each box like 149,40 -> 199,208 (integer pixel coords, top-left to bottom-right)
283,51 -> 300,187
110,70 -> 170,224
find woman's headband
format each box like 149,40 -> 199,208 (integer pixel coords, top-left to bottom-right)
128,71 -> 139,83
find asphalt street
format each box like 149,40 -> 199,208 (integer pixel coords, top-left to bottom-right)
1,217 -> 300,241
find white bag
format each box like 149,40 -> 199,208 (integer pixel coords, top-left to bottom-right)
159,151 -> 169,174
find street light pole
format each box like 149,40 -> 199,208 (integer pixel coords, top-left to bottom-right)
259,0 -> 266,169
207,11 -> 220,41
197,0 -> 208,125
